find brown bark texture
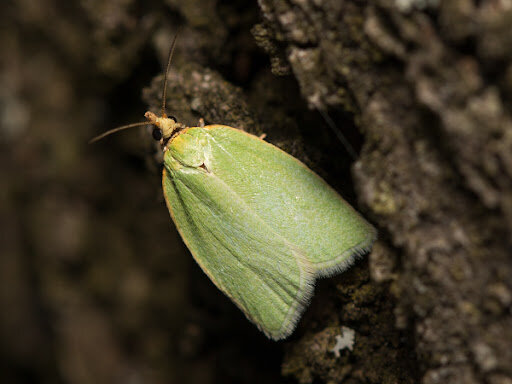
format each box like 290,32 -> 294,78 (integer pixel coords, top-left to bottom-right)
1,0 -> 511,384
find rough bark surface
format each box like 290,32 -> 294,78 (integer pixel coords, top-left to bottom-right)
1,0 -> 510,383
255,1 -> 512,383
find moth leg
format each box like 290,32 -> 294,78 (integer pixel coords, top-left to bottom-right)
259,133 -> 267,140
198,118 -> 205,128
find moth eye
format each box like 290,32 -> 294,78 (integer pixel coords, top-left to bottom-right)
169,116 -> 178,123
152,127 -> 163,141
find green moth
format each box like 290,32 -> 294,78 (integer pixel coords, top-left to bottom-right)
92,36 -> 377,340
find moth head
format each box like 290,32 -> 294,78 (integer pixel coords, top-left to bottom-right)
145,111 -> 180,142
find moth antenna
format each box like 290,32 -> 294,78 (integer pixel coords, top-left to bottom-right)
316,108 -> 358,161
89,122 -> 148,144
161,33 -> 179,118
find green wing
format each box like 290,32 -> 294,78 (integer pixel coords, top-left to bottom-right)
163,125 -> 376,339
162,167 -> 314,340
187,125 -> 377,277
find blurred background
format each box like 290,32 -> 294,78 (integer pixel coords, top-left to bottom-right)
2,0 -> 512,383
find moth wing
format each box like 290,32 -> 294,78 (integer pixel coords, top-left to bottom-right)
203,125 -> 377,277
162,167 -> 314,340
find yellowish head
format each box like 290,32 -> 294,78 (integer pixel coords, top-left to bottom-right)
145,111 -> 177,139
144,111 -> 186,148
